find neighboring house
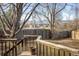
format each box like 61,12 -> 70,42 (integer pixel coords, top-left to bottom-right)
72,29 -> 79,40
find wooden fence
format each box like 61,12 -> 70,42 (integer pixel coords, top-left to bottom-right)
16,29 -> 71,40
0,29 -> 71,40
16,29 -> 52,39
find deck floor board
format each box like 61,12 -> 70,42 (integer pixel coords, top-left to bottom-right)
19,51 -> 32,56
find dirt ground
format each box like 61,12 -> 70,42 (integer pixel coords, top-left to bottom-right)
47,38 -> 79,49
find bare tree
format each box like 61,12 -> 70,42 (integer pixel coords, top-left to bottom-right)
75,4 -> 79,30
34,3 -> 67,37
32,11 -> 44,28
0,3 -> 39,38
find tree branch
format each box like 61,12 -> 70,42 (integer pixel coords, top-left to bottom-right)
55,3 -> 67,15
35,12 -> 43,24
23,3 -> 27,8
35,10 -> 51,24
22,3 -> 31,14
10,3 -> 23,37
0,16 -> 9,36
0,5 -> 12,29
46,3 -> 52,15
15,3 -> 39,35
0,4 -> 10,11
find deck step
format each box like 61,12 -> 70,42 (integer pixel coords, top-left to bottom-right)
19,51 -> 32,56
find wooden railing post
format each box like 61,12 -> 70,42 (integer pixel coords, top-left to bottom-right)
69,53 -> 71,56
5,41 -> 7,54
35,42 -> 38,56
15,46 -> 17,56
25,38 -> 27,50
42,44 -> 44,56
37,42 -> 39,56
12,41 -> 14,56
1,41 -> 3,56
58,49 -> 60,56
46,46 -> 48,56
49,47 -> 52,56
8,41 -> 10,55
21,40 -> 23,51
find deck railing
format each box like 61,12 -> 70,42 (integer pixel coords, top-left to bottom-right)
1,35 -> 38,56
1,35 -> 79,56
36,39 -> 79,56
0,39 -> 17,56
3,39 -> 23,56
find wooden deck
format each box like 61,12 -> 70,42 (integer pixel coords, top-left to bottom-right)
19,38 -> 79,56
1,36 -> 79,56
19,51 -> 32,56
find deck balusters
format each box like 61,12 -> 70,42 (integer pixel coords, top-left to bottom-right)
1,41 -> 3,55
42,44 -> 44,56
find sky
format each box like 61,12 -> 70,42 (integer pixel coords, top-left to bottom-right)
21,3 -> 77,23
22,4 -> 77,20
0,3 -> 79,24
62,3 -> 79,21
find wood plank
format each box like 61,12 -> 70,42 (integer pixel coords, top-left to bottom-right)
19,51 -> 32,56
